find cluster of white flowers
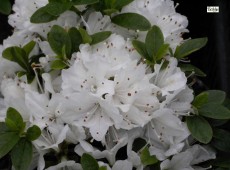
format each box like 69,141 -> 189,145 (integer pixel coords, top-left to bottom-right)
0,0 -> 216,169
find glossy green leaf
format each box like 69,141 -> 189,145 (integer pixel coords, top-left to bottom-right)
91,31 -> 112,45
45,2 -> 72,16
212,128 -> 230,152
79,28 -> 92,44
5,107 -> 25,132
81,153 -> 99,170
51,60 -> 67,70
103,9 -> 118,15
2,46 -> 30,71
199,104 -> 230,119
141,147 -> 158,166
30,6 -> 58,23
26,125 -> 41,141
111,13 -> 151,31
132,40 -> 150,60
186,116 -> 213,144
11,138 -> 33,170
145,26 -> 164,59
193,92 -> 209,109
23,41 -> 36,57
0,0 -> 11,15
68,27 -> 82,53
48,25 -> 72,57
156,44 -> 169,61
179,63 -> 206,77
0,132 -> 20,159
114,0 -> 134,9
72,0 -> 99,5
206,90 -> 226,104
174,37 -> 208,59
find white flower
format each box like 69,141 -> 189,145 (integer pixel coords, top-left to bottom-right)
9,0 -> 80,38
121,0 -> 188,50
160,145 -> 216,170
151,57 -> 187,96
45,160 -> 82,170
145,109 -> 189,160
112,160 -> 133,170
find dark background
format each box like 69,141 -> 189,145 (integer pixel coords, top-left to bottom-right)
0,0 -> 230,95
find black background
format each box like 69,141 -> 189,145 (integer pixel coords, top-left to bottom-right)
1,0 -> 230,95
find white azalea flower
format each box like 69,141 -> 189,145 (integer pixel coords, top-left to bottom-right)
151,57 -> 187,96
160,145 -> 216,170
145,109 -> 189,160
9,0 -> 80,38
112,160 -> 133,170
121,0 -> 188,50
46,160 -> 82,170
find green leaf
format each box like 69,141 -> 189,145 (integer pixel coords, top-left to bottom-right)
81,153 -> 99,170
48,25 -> 72,57
91,31 -> 112,45
156,44 -> 169,61
132,40 -> 150,60
141,147 -> 158,166
30,6 -> 58,23
72,0 -> 99,5
206,90 -> 226,104
145,26 -> 164,59
45,2 -> 72,16
114,0 -> 134,9
2,47 -> 30,71
111,13 -> 151,31
0,0 -> 11,15
26,125 -> 41,141
0,122 -> 9,133
199,104 -> 230,119
23,41 -> 36,57
68,27 -> 82,53
179,63 -> 206,77
174,37 -> 208,59
103,9 -> 118,15
0,132 -> 20,159
186,116 -> 213,144
212,128 -> 230,152
5,107 -> 25,132
51,60 -> 67,70
79,28 -> 92,44
11,138 -> 33,170
193,92 -> 209,109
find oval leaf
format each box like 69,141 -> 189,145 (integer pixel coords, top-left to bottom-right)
30,6 -> 58,23
45,2 -> 72,16
26,125 -> 41,141
132,40 -> 150,60
81,153 -> 99,170
11,138 -> 33,170
48,25 -> 72,57
51,60 -> 67,70
199,104 -> 230,119
145,25 -> 164,59
212,128 -> 230,152
0,132 -> 20,159
174,37 -> 208,59
206,90 -> 226,104
91,31 -> 112,45
0,0 -> 11,15
6,107 -> 25,132
111,13 -> 151,31
186,116 -> 213,144
68,27 -> 82,53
